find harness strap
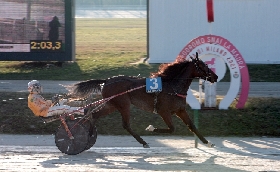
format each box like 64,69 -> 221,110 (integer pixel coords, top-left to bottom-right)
168,92 -> 187,98
175,93 -> 186,98
153,92 -> 159,114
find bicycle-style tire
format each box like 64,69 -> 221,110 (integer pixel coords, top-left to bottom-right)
80,119 -> 98,150
55,120 -> 89,155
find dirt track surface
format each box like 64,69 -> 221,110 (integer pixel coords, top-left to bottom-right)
0,135 -> 279,172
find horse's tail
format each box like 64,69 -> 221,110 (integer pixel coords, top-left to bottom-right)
67,79 -> 106,99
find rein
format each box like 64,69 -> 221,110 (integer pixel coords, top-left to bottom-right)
64,85 -> 146,130
86,85 -> 146,113
71,85 -> 146,114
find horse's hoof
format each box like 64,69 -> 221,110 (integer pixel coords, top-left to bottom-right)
143,144 -> 150,148
206,142 -> 215,148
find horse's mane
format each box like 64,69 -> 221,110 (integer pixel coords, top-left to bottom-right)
150,61 -> 192,80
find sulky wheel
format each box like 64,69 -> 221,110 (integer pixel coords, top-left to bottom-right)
80,119 -> 98,150
86,125 -> 97,150
55,119 -> 89,155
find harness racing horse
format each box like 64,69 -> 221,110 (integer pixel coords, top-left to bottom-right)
69,53 -> 218,148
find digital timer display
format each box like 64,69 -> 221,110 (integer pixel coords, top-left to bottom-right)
0,0 -> 74,61
30,40 -> 63,52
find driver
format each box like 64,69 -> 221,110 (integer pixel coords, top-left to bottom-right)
27,80 -> 84,117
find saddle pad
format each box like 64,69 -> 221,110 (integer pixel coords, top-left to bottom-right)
146,77 -> 162,93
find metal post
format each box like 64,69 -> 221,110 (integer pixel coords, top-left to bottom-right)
27,0 -> 31,21
198,79 -> 203,104
72,0 -> 76,61
194,109 -> 199,148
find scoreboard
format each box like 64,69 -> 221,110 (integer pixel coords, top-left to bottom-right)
0,0 -> 74,61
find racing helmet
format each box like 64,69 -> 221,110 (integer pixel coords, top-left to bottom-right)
28,80 -> 42,93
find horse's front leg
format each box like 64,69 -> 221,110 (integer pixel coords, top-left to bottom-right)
146,113 -> 175,134
176,110 -> 215,147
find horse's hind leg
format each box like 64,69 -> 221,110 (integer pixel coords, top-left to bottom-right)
118,107 -> 149,148
89,103 -> 116,125
176,110 -> 214,147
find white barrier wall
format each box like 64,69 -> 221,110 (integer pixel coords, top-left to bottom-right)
148,0 -> 280,64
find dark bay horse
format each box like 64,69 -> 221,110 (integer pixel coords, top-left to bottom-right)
69,54 -> 218,148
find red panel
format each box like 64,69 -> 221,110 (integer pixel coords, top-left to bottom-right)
207,0 -> 214,22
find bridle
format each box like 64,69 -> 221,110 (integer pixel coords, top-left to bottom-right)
169,53 -> 211,98
190,54 -> 212,81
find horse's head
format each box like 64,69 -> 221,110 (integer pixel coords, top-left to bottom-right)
190,53 -> 218,83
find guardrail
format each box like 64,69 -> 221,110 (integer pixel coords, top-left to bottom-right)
76,5 -> 146,11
